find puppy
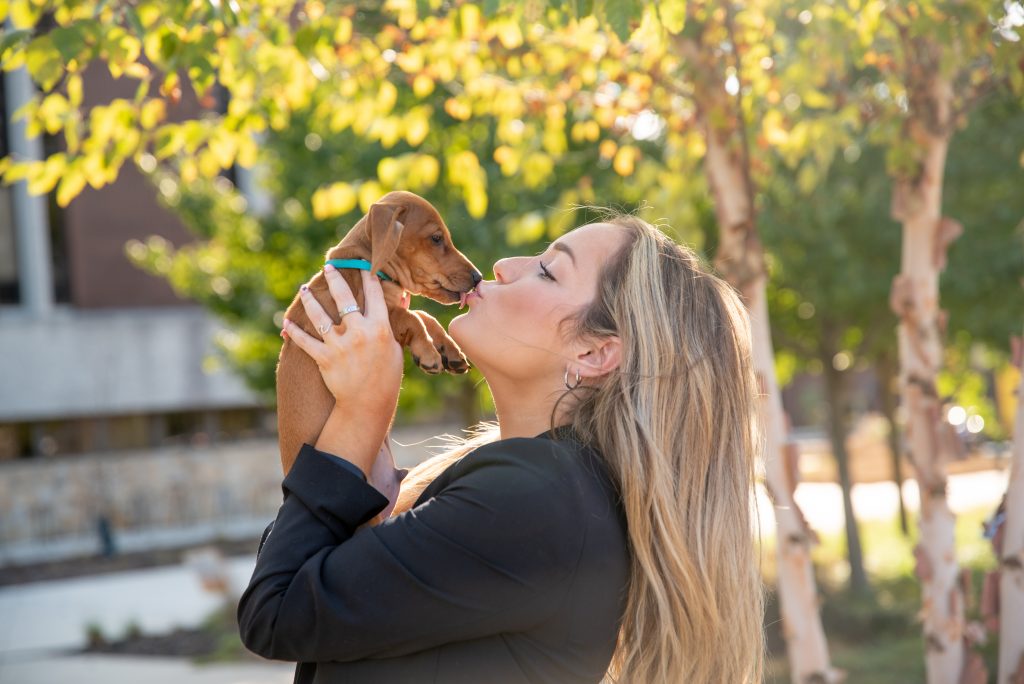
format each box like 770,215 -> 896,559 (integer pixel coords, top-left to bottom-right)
276,191 -> 481,506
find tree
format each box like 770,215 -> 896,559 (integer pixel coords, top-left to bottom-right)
1000,331 -> 1024,682
822,2 -> 1024,678
761,142 -> 902,595
0,1 -> 696,423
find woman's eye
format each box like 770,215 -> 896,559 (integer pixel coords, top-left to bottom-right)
539,262 -> 556,281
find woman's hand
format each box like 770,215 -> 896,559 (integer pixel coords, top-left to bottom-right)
283,266 -> 404,477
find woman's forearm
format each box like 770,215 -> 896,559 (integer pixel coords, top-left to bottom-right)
315,402 -> 393,478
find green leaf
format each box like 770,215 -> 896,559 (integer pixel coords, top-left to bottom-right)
0,28 -> 32,61
482,0 -> 501,17
51,25 -> 87,64
24,36 -> 64,91
605,0 -> 639,42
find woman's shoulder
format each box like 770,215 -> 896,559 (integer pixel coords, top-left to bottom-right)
452,428 -> 617,503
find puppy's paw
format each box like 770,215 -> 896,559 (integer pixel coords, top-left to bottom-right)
439,347 -> 469,374
411,351 -> 443,375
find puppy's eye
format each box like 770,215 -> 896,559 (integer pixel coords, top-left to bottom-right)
431,234 -> 443,245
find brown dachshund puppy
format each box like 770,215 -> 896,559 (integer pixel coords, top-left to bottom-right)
276,191 -> 481,501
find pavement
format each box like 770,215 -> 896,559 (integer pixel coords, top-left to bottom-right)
0,468 -> 1009,683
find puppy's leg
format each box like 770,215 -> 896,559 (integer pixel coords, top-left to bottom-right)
389,308 -> 444,374
412,310 -> 468,374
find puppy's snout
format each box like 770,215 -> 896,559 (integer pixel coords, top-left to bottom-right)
471,270 -> 482,287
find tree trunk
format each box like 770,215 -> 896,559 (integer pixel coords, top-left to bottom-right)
671,16 -> 837,680
888,66 -> 967,684
876,350 -> 910,536
692,77 -> 838,684
821,339 -> 870,594
998,332 -> 1024,682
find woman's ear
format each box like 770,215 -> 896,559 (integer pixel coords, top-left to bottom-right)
574,336 -> 622,379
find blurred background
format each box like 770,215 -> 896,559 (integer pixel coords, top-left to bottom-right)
0,0 -> 1022,682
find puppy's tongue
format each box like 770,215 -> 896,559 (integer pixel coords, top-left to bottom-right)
459,291 -> 468,310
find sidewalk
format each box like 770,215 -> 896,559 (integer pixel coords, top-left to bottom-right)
0,653 -> 292,684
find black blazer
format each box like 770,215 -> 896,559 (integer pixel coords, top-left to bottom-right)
237,425 -> 631,684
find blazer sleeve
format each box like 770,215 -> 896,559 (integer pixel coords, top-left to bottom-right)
237,439 -> 586,664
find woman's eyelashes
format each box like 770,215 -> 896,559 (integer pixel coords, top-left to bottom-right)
539,261 -> 556,281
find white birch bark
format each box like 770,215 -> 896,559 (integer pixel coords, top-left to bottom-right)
888,68 -> 967,684
998,333 -> 1024,682
697,100 -> 840,684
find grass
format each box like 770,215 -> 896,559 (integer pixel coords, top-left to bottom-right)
762,505 -> 1001,683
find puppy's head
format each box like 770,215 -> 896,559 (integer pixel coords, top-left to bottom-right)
363,191 -> 481,305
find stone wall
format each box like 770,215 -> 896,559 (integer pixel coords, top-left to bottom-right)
0,439 -> 282,565
0,423 -> 463,566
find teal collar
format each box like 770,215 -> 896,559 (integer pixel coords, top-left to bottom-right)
325,259 -> 395,283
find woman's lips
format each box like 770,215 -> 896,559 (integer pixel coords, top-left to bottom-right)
458,288 -> 482,310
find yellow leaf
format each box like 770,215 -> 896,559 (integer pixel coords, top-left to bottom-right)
409,154 -> 439,189
493,18 -> 523,49
67,74 -> 83,107
312,182 -> 358,220
140,99 -> 166,129
10,0 -> 42,29
613,145 -> 638,176
237,135 -> 258,167
378,157 -> 403,186
405,109 -> 430,146
57,164 -> 87,206
412,73 -> 434,98
27,155 -> 64,196
334,16 -> 352,44
464,182 -> 487,218
599,139 -> 618,160
762,110 -> 788,146
658,0 -> 686,33
377,81 -> 398,115
507,212 -> 545,246
460,4 -> 481,37
522,152 -> 553,188
358,181 -> 384,213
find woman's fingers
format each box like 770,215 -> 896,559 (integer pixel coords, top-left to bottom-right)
298,285 -> 336,341
323,264 -> 360,324
282,315 -> 324,365
361,269 -> 388,322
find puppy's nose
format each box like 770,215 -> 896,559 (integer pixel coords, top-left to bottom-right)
471,270 -> 483,286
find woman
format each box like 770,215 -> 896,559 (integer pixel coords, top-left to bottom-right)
238,214 -> 766,683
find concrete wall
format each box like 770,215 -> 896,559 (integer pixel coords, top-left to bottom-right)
0,307 -> 259,422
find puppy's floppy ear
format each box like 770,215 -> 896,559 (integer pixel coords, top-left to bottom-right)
367,202 -> 406,277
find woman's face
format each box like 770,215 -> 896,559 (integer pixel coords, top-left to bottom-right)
449,222 -> 628,385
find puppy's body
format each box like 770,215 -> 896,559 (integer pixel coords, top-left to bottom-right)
276,192 -> 480,526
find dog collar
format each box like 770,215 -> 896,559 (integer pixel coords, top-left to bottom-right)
325,259 -> 395,283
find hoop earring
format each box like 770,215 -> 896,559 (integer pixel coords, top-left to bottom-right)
564,367 -> 582,390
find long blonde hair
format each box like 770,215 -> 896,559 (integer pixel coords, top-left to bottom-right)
392,214 -> 766,683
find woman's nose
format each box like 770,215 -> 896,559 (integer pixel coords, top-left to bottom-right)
492,257 -> 513,283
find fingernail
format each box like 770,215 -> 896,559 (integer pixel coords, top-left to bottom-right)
280,329 -> 288,338
300,284 -> 309,292
283,318 -> 291,327
324,263 -> 335,272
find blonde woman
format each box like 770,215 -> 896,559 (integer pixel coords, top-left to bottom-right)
238,214 -> 766,683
